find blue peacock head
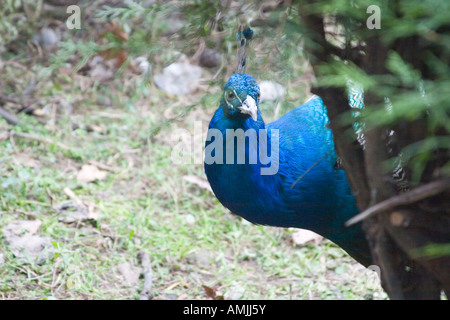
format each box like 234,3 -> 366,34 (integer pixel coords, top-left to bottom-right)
221,73 -> 261,121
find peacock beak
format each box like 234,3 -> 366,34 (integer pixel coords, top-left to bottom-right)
238,95 -> 258,121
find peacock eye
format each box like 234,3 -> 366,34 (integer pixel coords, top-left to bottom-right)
226,91 -> 235,100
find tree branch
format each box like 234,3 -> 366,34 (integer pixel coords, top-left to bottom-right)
0,106 -> 19,125
138,251 -> 154,300
346,178 -> 450,226
9,131 -> 70,150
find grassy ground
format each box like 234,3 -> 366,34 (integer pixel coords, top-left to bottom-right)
0,2 -> 387,300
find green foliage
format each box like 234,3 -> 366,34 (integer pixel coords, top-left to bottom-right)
0,0 -> 28,53
48,40 -> 103,75
411,243 -> 450,259
302,0 -> 450,184
96,0 -> 170,53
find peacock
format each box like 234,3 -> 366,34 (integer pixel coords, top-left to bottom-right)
204,27 -> 371,267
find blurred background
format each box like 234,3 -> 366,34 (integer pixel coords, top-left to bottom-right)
2,0 -> 448,300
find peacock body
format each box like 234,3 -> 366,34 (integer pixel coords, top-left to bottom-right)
204,73 -> 371,266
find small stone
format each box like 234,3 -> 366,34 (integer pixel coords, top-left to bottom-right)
259,81 -> 286,102
154,62 -> 203,96
185,214 -> 196,225
39,27 -> 59,48
200,48 -> 221,68
134,56 -> 151,74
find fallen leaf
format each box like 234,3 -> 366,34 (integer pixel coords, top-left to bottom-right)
183,175 -> 212,192
77,164 -> 108,183
63,187 -> 84,206
224,283 -> 245,300
54,200 -> 99,226
86,203 -> 100,221
166,281 -> 189,291
85,124 -> 103,133
96,23 -> 129,69
3,219 -> 42,237
117,262 -> 141,285
14,153 -> 39,168
101,22 -> 129,42
7,234 -> 54,265
202,285 -> 224,300
3,220 -> 54,265
291,228 -> 323,246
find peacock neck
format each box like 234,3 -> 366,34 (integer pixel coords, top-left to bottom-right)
205,106 -> 288,225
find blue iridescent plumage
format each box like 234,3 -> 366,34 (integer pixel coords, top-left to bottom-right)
205,74 -> 371,266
